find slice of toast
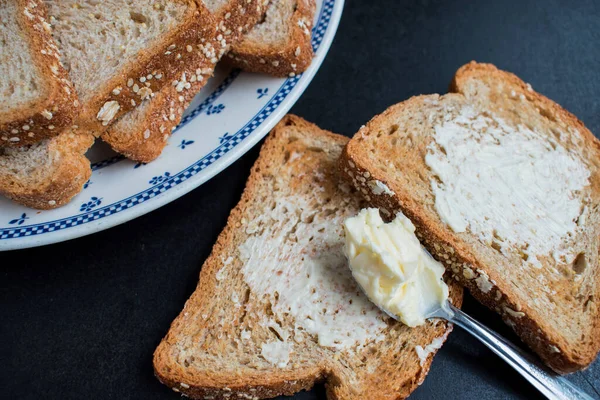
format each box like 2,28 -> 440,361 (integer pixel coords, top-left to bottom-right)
45,0 -> 216,133
153,115 -> 463,399
98,68 -> 214,163
226,0 -> 315,77
341,62 -> 600,373
0,0 -> 79,147
0,129 -> 94,209
100,0 -> 267,162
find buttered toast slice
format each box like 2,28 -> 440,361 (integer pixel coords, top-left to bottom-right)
153,115 -> 463,399
341,62 -> 600,373
227,0 -> 315,77
0,0 -> 79,147
100,0 -> 267,162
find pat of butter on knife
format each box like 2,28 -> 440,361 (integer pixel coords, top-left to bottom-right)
344,208 -> 449,327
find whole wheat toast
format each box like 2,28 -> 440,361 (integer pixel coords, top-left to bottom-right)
0,129 -> 93,209
45,0 -> 216,133
226,0 -> 315,77
341,62 -> 600,373
153,115 -> 463,399
99,67 -> 214,163
0,0 -> 79,147
100,0 -> 268,162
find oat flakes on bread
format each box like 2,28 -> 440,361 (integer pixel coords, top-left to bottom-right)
153,115 -> 463,399
45,0 -> 216,133
341,62 -> 600,373
0,0 -> 79,147
100,0 -> 268,162
227,0 -> 315,77
99,69 -> 214,163
0,129 -> 94,209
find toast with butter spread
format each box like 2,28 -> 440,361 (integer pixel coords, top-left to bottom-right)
341,62 -> 600,373
153,115 -> 463,399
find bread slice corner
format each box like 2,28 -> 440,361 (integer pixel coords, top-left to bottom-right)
227,0 -> 316,77
0,129 -> 94,209
100,67 -> 213,163
153,114 -> 463,399
451,61 -> 600,153
0,0 -> 79,147
341,63 -> 600,373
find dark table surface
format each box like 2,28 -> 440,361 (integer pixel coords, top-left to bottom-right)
3,0 -> 600,399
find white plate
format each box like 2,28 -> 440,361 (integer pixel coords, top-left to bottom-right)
0,0 -> 343,251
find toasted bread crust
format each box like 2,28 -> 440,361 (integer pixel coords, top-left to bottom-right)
0,129 -> 93,209
0,0 -> 79,147
342,66 -> 600,373
100,70 -> 213,163
217,0 -> 271,46
153,115 -> 463,399
53,0 -> 217,134
226,0 -> 315,77
451,61 -> 600,159
101,0 -> 268,162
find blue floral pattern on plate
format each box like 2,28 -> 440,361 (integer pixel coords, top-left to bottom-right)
257,88 -> 269,99
9,213 -> 29,225
206,104 -> 225,115
80,197 -> 102,212
178,140 -> 194,149
149,172 -> 171,185
218,132 -> 233,144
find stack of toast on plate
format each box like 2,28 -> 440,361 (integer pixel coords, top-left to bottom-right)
153,63 -> 600,399
0,0 -> 316,209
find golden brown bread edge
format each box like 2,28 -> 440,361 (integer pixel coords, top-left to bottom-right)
340,62 -> 600,373
153,115 -> 463,400
214,0 -> 271,45
0,0 -> 79,147
98,70 -> 214,163
226,0 -> 315,77
62,0 -> 217,134
0,130 -> 94,209
451,61 -> 600,158
100,0 -> 269,162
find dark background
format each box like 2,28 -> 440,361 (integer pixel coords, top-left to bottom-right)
3,0 -> 600,399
